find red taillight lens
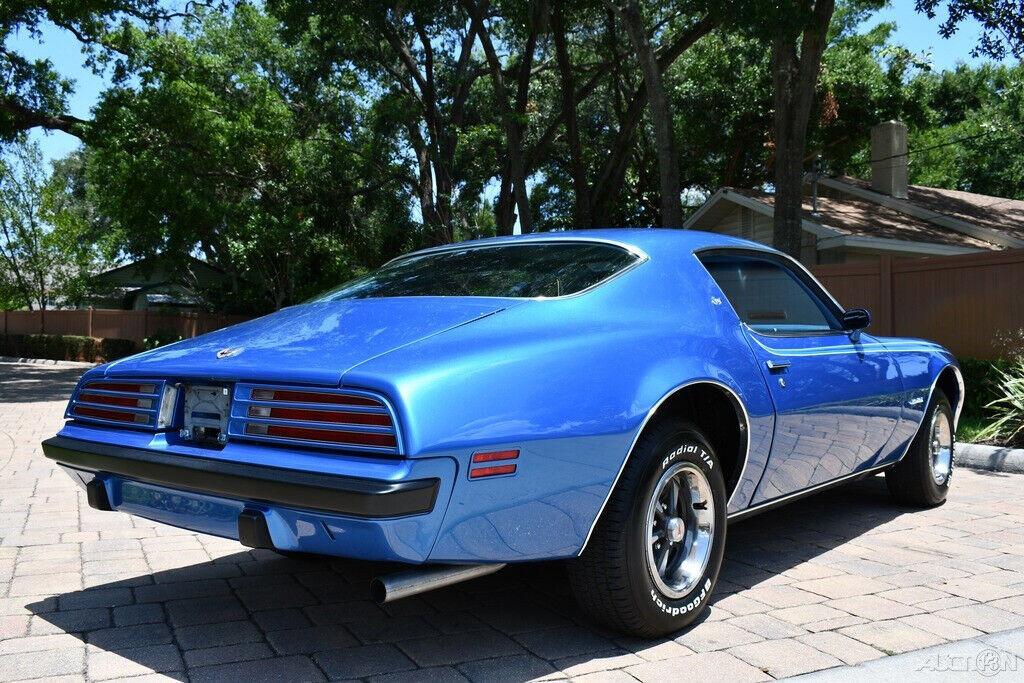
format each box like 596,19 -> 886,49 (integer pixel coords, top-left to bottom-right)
68,379 -> 173,430
79,393 -> 153,409
244,423 -> 397,448
86,382 -> 156,394
250,388 -> 382,407
72,405 -> 150,424
239,384 -> 399,453
247,405 -> 391,426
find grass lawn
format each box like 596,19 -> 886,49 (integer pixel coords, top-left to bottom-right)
958,414 -> 992,445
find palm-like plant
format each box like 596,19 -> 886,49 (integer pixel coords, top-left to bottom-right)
978,356 -> 1024,448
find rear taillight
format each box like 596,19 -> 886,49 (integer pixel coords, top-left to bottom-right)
67,380 -> 177,430
232,384 -> 400,454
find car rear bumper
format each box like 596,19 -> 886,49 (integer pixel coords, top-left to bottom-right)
42,434 -> 454,563
42,436 -> 439,518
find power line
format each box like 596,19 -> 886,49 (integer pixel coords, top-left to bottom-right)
842,127 -> 1021,169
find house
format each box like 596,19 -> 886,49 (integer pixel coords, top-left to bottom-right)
684,121 -> 1024,264
86,254 -> 229,311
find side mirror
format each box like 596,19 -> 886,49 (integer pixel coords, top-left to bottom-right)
841,308 -> 871,341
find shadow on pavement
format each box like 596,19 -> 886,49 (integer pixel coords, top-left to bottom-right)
0,363 -> 87,404
26,475 -> 909,681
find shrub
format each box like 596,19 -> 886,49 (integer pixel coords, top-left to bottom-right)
977,357 -> 1024,448
0,334 -> 139,363
958,358 -> 1009,423
142,330 -> 185,350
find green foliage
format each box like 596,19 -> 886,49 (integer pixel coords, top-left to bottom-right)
0,0 -> 173,140
976,356 -> 1024,448
903,63 -> 1024,199
0,139 -> 98,309
0,333 -> 137,362
958,358 -> 1010,424
7,0 -> 1024,312
142,329 -> 184,350
85,4 -> 417,312
915,0 -> 1024,60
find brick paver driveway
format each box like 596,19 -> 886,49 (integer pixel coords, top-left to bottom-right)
3,360 -> 1024,682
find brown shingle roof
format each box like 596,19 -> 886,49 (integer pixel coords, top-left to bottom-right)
731,187 -> 998,249
839,176 -> 1024,243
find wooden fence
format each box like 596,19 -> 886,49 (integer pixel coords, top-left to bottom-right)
0,309 -> 252,346
810,249 -> 1024,360
2,249 -> 1021,359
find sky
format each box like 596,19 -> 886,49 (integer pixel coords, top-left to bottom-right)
7,2 -> 1017,167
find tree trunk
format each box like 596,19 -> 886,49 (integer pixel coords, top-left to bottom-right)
552,6 -> 592,228
770,0 -> 835,259
466,0 -> 534,234
607,0 -> 682,228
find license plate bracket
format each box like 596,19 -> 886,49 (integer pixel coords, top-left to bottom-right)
181,384 -> 232,445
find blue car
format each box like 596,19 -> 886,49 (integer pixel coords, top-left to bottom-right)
43,229 -> 963,636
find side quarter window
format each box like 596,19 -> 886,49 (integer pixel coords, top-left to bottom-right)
699,253 -> 840,335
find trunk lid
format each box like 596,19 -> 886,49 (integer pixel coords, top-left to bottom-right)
103,298 -> 511,386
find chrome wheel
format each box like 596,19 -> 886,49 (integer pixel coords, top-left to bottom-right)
930,408 -> 953,485
645,462 -> 715,598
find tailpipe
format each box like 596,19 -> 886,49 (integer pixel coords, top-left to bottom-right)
370,563 -> 506,604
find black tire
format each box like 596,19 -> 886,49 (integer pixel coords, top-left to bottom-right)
567,419 -> 727,637
885,392 -> 954,506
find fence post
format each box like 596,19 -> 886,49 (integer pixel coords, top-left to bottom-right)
87,307 -> 94,338
39,308 -> 45,335
878,255 -> 894,336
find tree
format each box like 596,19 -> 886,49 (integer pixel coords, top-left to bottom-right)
85,4 -> 415,312
759,0 -> 837,258
0,0 -> 188,142
537,3 -> 714,229
604,0 -> 684,228
915,0 -> 1024,60
0,139 -> 92,309
906,63 -> 1024,199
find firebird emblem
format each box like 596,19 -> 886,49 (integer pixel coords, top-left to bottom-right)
216,347 -> 243,359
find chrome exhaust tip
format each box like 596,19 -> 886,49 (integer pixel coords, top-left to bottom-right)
371,563 -> 507,604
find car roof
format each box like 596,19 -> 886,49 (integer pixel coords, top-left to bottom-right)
407,228 -> 774,259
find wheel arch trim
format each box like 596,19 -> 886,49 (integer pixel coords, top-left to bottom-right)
941,363 -> 966,432
890,361 -> 964,468
577,379 -> 751,556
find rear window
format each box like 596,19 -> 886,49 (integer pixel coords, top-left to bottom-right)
313,242 -> 641,300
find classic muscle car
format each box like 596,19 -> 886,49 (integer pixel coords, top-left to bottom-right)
43,229 -> 963,636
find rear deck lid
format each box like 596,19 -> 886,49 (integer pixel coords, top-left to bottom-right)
102,298 -> 509,386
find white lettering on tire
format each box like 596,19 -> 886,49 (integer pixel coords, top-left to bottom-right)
662,443 -> 713,471
650,578 -> 713,615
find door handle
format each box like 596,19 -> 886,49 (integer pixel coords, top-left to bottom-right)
765,359 -> 791,373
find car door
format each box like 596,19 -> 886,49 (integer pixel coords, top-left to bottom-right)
698,249 -> 904,504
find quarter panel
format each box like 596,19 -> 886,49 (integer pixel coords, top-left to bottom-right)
874,337 -> 961,466
343,256 -> 775,560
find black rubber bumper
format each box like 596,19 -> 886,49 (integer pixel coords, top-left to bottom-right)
41,435 -> 440,519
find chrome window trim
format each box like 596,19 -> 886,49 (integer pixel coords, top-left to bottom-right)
577,379 -> 752,556
692,246 -> 850,338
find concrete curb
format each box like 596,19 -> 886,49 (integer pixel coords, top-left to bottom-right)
958,443 -> 1024,474
0,356 -> 97,368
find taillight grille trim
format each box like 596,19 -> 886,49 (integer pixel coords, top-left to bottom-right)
67,379 -> 171,429
230,383 -> 402,456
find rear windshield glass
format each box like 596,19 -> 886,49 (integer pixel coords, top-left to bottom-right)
313,242 -> 641,299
